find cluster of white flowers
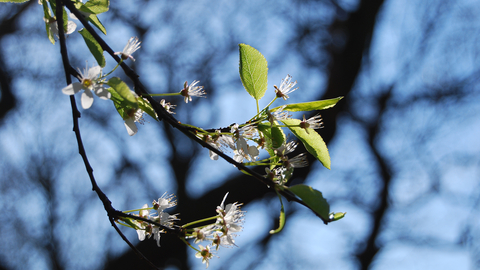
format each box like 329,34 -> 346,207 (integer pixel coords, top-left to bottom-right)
133,192 -> 179,247
204,124 -> 260,162
196,74 -> 324,186
192,193 -> 246,268
128,192 -> 245,268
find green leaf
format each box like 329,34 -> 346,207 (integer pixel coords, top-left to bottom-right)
330,212 -> 346,222
137,97 -> 158,121
84,0 -> 109,14
108,88 -> 128,119
107,78 -> 138,108
79,28 -> 106,67
257,122 -> 286,163
87,14 -> 107,35
41,0 -> 55,44
288,184 -> 330,221
281,118 -> 331,169
0,0 -> 30,3
239,43 -> 268,101
271,96 -> 343,112
269,193 -> 286,235
73,0 -> 107,34
257,123 -> 286,149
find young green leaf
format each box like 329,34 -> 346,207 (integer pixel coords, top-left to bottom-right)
41,0 -> 55,44
288,184 -> 330,222
281,118 -> 331,169
107,77 -> 138,108
108,88 -> 127,119
84,0 -> 109,14
330,212 -> 346,222
239,43 -> 268,101
79,28 -> 106,67
271,96 -> 343,112
269,193 -> 286,235
257,123 -> 286,151
137,97 -> 158,121
73,0 -> 107,34
87,14 -> 107,35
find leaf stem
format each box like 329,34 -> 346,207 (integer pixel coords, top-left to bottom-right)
182,216 -> 218,228
145,93 -> 181,97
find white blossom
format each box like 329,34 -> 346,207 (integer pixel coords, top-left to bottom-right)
114,37 -> 141,61
274,74 -> 298,100
153,192 -> 177,213
44,17 -> 77,38
284,153 -> 309,169
215,193 -> 245,246
195,245 -> 214,268
268,105 -> 291,124
230,124 -> 259,162
124,107 -> 145,136
180,80 -> 206,103
300,114 -> 323,133
206,133 -> 235,161
160,99 -> 176,114
274,140 -> 299,157
62,63 -> 110,109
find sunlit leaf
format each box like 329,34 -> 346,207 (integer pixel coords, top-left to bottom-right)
84,0 -> 109,14
108,88 -> 127,119
330,212 -> 346,222
107,77 -> 138,108
269,193 -> 285,235
41,0 -> 55,44
271,97 -> 343,112
79,28 -> 106,67
73,1 -> 107,34
288,184 -> 330,221
137,97 -> 158,121
239,43 -> 268,101
281,118 -> 331,169
87,14 -> 107,35
258,122 -> 286,155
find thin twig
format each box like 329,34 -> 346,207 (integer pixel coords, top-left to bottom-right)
56,1 -> 168,267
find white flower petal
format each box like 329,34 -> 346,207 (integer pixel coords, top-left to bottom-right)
209,150 -> 219,160
233,151 -> 244,163
94,86 -> 111,100
81,90 -> 94,109
124,119 -> 138,136
87,66 -> 101,79
136,229 -> 146,241
139,204 -> 149,217
62,82 -> 83,95
236,137 -> 249,153
66,20 -> 77,34
219,193 -> 229,210
248,145 -> 259,159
